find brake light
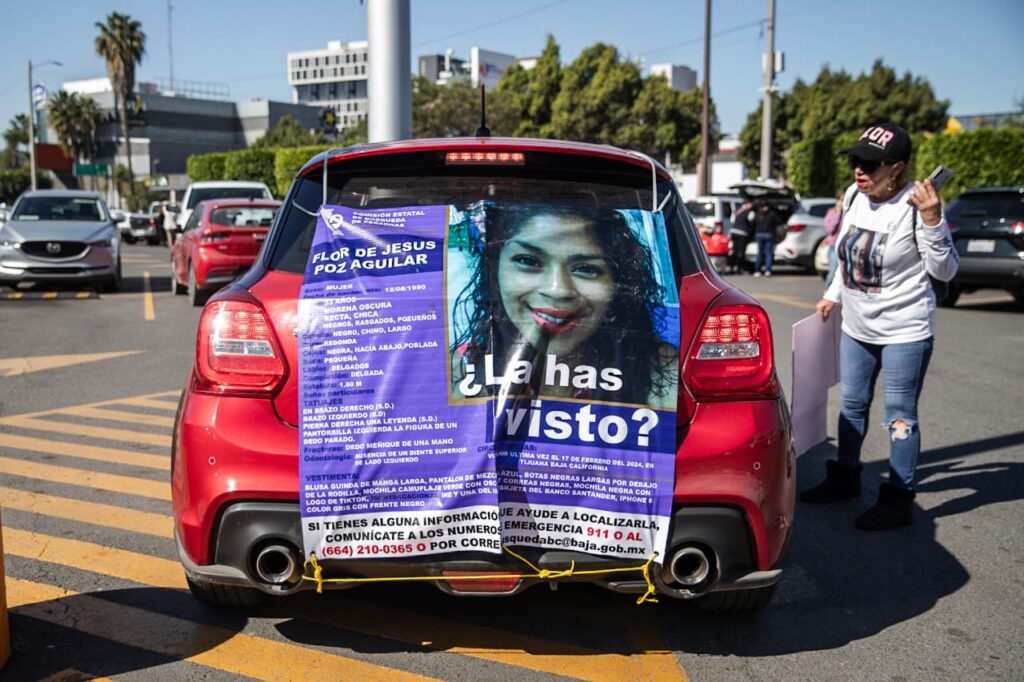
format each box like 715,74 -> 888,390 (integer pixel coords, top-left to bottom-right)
445,151 -> 525,165
200,230 -> 230,243
684,302 -> 777,399
194,298 -> 286,396
1012,221 -> 1024,235
441,571 -> 522,593
787,223 -> 806,233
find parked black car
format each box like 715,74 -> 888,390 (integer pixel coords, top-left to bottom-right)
941,187 -> 1024,307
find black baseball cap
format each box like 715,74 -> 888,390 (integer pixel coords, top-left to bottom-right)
841,123 -> 911,162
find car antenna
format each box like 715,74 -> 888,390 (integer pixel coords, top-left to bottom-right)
475,85 -> 490,137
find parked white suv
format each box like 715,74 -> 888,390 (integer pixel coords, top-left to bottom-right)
685,194 -> 744,235
166,181 -> 274,244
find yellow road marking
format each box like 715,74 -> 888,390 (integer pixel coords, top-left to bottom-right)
0,432 -> 168,470
5,527 -> 183,589
3,389 -> 182,421
748,292 -> 818,310
42,291 -> 58,299
59,405 -> 176,428
8,579 -> 435,682
0,415 -> 171,448
0,487 -> 171,537
75,291 -> 91,299
143,270 -> 155,320
0,456 -> 169,500
116,396 -> 181,410
0,351 -> 143,377
6,291 -> 23,299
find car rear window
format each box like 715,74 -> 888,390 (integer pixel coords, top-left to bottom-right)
946,192 -> 1024,221
806,203 -> 832,218
267,151 -> 703,279
209,206 -> 278,227
12,196 -> 107,222
685,200 -> 715,218
187,187 -> 271,209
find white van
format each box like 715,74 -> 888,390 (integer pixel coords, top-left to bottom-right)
166,181 -> 274,244
685,194 -> 744,236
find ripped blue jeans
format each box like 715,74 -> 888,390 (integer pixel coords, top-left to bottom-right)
837,333 -> 934,490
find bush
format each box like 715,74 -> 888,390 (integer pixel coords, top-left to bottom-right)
187,153 -> 227,182
273,145 -> 334,197
0,168 -> 51,204
787,138 -> 837,199
916,128 -> 1024,200
223,149 -> 277,194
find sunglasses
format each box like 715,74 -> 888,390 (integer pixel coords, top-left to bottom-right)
847,156 -> 894,173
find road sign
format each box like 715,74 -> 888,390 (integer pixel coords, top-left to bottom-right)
73,163 -> 110,177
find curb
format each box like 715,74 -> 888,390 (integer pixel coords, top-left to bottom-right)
1,507 -> 9,669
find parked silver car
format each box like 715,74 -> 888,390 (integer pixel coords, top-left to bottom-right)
740,186 -> 835,274
0,190 -> 122,291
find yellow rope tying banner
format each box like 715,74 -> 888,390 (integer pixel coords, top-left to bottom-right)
301,548 -> 661,604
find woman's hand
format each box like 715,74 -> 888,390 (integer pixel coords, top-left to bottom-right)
816,298 -> 836,321
908,179 -> 943,227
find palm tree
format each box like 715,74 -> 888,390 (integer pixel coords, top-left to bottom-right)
2,114 -> 30,169
95,11 -> 145,193
47,91 -> 100,163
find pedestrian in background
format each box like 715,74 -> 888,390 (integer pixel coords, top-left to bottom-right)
823,189 -> 844,286
801,123 -> 959,530
727,199 -> 753,274
753,201 -> 782,277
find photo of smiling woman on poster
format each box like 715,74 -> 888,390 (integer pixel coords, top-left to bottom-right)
448,203 -> 679,409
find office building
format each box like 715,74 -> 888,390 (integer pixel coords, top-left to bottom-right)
650,64 -> 697,93
287,40 -> 369,133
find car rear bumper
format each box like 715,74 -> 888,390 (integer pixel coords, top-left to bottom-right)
953,255 -> 1024,290
173,392 -> 794,598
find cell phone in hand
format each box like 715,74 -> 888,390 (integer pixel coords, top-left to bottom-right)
926,165 -> 954,190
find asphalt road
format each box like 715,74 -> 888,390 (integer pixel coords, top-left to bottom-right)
1,249 -> 1021,681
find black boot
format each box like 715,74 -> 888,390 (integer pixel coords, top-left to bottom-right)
799,460 -> 862,503
855,483 -> 915,530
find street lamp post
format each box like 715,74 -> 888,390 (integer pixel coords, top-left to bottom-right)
27,59 -> 62,191
152,158 -> 160,181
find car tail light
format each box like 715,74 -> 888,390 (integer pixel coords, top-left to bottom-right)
194,297 -> 286,396
200,230 -> 230,243
150,217 -> 157,227
1012,221 -> 1024,235
684,302 -> 777,400
787,223 -> 806,233
445,151 -> 525,165
946,220 -> 958,232
441,571 -> 522,593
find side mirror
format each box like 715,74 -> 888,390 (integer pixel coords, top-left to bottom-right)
110,210 -> 126,222
165,204 -> 180,214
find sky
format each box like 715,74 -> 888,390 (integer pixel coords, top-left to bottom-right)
1,0 -> 1021,138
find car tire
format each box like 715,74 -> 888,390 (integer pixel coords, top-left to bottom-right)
935,282 -> 961,308
186,575 -> 265,608
171,268 -> 186,296
813,239 -> 830,279
188,264 -> 208,307
101,256 -> 122,293
694,584 -> 777,613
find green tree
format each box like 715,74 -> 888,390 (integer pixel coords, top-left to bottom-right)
739,60 -> 948,176
95,11 -> 146,193
412,77 -> 516,138
550,43 -> 643,145
2,114 -> 30,170
620,77 -> 713,168
496,34 -> 562,137
251,115 -> 328,148
47,91 -> 100,162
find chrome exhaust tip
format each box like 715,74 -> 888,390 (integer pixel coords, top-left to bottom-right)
254,544 -> 301,586
669,545 -> 713,588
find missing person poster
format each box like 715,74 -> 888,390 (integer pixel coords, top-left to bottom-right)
298,202 -> 679,563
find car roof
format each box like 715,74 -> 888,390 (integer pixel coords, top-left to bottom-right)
296,137 -> 672,181
187,181 -> 270,189
959,186 -> 1023,195
20,189 -> 104,200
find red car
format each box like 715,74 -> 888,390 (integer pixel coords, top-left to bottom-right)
170,198 -> 281,305
172,138 -> 795,613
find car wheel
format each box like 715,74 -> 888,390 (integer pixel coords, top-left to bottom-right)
188,263 -> 208,307
695,584 -> 777,613
813,239 -> 830,279
101,256 -> 122,293
935,282 -> 961,308
186,575 -> 265,608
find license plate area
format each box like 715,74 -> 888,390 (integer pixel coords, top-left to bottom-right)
966,239 -> 996,253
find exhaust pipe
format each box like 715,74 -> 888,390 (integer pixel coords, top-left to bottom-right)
665,544 -> 717,594
253,544 -> 302,586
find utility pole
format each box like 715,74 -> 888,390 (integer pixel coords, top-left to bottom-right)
367,0 -> 411,142
27,61 -> 36,191
167,0 -> 175,92
759,0 -> 776,179
697,0 -> 712,196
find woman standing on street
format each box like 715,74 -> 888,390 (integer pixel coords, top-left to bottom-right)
801,123 -> 959,530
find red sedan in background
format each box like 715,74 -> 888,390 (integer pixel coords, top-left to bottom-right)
171,198 -> 281,305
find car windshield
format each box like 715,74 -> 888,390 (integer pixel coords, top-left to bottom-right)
12,196 -> 107,222
188,187 -> 270,209
685,201 -> 715,218
268,151 -> 702,279
946,192 -> 1024,221
210,206 -> 278,227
